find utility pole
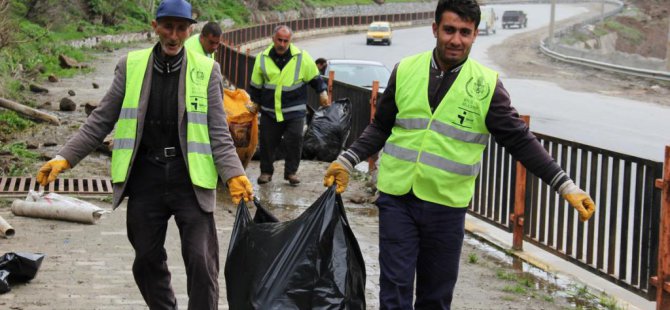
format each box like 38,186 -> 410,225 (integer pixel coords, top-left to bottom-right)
666,17 -> 670,71
600,0 -> 606,22
548,0 -> 556,45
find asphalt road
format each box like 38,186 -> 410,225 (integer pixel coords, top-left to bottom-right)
296,3 -> 670,162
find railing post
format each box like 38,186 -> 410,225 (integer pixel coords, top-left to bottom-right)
651,146 -> 670,309
327,71 -> 334,104
227,42 -> 233,81
510,115 -> 530,251
368,81 -> 379,174
245,48 -> 250,90
235,45 -> 241,86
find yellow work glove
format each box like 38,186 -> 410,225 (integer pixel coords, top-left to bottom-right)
323,157 -> 352,194
559,180 -> 596,222
227,175 -> 254,205
36,155 -> 71,186
319,91 -> 330,107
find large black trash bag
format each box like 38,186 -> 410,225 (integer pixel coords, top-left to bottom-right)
225,186 -> 366,309
0,270 -> 9,294
0,252 -> 46,294
302,98 -> 352,162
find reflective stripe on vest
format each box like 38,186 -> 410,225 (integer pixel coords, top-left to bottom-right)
185,49 -> 217,189
376,52 -> 497,207
111,48 -> 218,189
253,44 -> 308,122
110,48 -> 150,183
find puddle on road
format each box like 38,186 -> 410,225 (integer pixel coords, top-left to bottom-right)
465,236 -> 623,309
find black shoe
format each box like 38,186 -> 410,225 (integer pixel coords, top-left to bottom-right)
257,173 -> 272,184
284,174 -> 300,185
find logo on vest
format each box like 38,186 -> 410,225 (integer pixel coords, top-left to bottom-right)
465,76 -> 490,101
189,68 -> 206,85
190,96 -> 207,112
452,98 -> 480,129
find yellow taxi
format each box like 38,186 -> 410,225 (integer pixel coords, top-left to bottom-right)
366,21 -> 392,46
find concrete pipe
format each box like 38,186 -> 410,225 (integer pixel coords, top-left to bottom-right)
11,199 -> 106,224
0,215 -> 15,238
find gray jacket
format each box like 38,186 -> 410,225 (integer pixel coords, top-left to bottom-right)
58,50 -> 245,212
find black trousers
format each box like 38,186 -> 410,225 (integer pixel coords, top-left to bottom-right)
376,192 -> 466,310
125,155 -> 219,310
259,114 -> 305,176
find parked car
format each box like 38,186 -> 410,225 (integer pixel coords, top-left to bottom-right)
366,21 -> 392,45
502,10 -> 527,29
478,7 -> 497,35
324,59 -> 391,92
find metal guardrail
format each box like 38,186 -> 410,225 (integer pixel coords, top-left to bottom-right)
539,43 -> 670,81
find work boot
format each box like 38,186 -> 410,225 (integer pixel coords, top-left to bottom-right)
284,174 -> 300,185
257,173 -> 272,184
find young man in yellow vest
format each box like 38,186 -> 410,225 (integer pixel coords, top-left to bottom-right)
324,0 -> 596,308
184,21 -> 222,58
35,0 -> 252,308
248,25 -> 330,186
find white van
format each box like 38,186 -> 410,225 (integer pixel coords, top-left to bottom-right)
478,7 -> 497,35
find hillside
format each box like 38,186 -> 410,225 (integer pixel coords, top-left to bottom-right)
570,0 -> 668,59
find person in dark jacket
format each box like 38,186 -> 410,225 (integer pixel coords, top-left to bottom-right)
35,1 -> 253,309
315,57 -> 328,75
248,25 -> 329,186
323,0 -> 596,308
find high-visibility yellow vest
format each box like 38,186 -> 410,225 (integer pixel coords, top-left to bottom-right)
111,47 -> 218,189
249,44 -> 319,122
376,51 -> 497,207
185,34 -> 213,58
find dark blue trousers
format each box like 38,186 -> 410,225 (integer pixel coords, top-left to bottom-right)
126,155 -> 219,310
376,192 -> 467,310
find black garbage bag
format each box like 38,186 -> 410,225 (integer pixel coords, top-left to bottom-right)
225,186 -> 366,309
0,252 -> 46,294
0,270 -> 9,294
302,98 -> 352,162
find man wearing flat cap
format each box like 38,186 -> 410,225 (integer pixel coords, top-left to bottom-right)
34,0 -> 252,308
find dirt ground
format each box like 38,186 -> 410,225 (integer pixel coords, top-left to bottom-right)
1,3 -> 659,308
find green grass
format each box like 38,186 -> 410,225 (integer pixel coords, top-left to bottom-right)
599,294 -> 622,310
467,253 -> 478,264
307,0 -> 418,7
0,111 -> 33,135
192,0 -> 251,25
496,269 -> 517,281
602,20 -> 644,44
0,142 -> 40,176
502,284 -> 527,294
3,142 -> 39,159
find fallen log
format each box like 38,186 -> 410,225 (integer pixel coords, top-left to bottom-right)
0,97 -> 60,125
0,215 -> 14,238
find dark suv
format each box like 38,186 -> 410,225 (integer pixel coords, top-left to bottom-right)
502,10 -> 527,29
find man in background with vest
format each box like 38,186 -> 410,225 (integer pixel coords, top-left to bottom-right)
248,25 -> 329,186
323,0 -> 596,308
35,0 -> 253,309
184,21 -> 222,58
